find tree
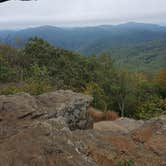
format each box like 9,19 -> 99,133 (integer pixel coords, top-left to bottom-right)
0,46 -> 18,82
155,68 -> 166,98
110,70 -> 133,117
135,96 -> 166,120
84,82 -> 107,110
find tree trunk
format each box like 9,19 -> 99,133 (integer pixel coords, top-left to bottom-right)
118,101 -> 125,117
121,101 -> 125,117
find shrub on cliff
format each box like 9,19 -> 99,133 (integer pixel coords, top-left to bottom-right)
135,96 -> 166,119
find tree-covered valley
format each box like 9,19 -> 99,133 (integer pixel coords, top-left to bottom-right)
0,37 -> 165,119
1,22 -> 166,73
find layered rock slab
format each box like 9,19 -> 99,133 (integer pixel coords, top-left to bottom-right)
0,91 -> 165,166
0,91 -> 96,166
0,90 -> 93,131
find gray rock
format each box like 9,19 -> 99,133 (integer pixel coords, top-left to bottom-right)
37,90 -> 93,130
0,93 -> 38,120
0,90 -> 93,130
94,117 -> 144,133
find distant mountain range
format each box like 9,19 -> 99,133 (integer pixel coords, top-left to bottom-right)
0,22 -> 166,54
0,22 -> 166,72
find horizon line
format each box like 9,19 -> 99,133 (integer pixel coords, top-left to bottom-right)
0,21 -> 166,31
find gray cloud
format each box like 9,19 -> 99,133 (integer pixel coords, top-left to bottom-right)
0,0 -> 166,29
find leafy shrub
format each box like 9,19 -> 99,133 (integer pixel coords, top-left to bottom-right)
0,81 -> 53,96
84,82 -> 107,110
22,80 -> 53,95
135,96 -> 166,119
0,85 -> 20,95
118,160 -> 134,166
0,65 -> 17,83
155,68 -> 166,98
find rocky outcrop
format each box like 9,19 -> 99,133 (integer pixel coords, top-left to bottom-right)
0,90 -> 93,131
37,90 -> 93,130
72,115 -> 166,166
0,91 -> 96,166
0,91 -> 165,166
94,117 -> 144,133
0,118 -> 97,166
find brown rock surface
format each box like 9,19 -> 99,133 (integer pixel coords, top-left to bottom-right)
0,90 -> 93,131
0,119 -> 96,166
0,91 -> 166,166
132,123 -> 159,143
94,117 -> 144,133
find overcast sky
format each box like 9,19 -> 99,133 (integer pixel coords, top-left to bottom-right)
0,0 -> 166,29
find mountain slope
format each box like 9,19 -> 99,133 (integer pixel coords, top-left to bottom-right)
110,39 -> 166,73
1,22 -> 166,55
0,22 -> 166,72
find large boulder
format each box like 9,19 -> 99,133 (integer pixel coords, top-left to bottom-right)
94,117 -> 144,133
0,118 -> 97,166
0,90 -> 93,130
37,90 -> 93,130
0,91 -> 96,166
75,115 -> 166,166
0,93 -> 38,121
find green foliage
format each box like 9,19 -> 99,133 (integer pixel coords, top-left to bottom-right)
0,85 -> 20,95
22,81 -> 53,95
0,65 -> 16,83
155,68 -> 166,98
84,82 -> 107,110
23,64 -> 52,95
0,82 -> 53,96
110,39 -> 166,74
0,51 -> 17,83
118,160 -> 134,166
109,70 -> 134,117
135,96 -> 166,120
0,38 -> 165,119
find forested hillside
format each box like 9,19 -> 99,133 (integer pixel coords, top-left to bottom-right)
110,39 -> 166,73
1,22 -> 166,72
1,23 -> 166,52
0,38 -> 165,119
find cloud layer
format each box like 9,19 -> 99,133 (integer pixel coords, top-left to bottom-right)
0,0 -> 166,29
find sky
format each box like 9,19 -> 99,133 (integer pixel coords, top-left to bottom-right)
0,0 -> 166,29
